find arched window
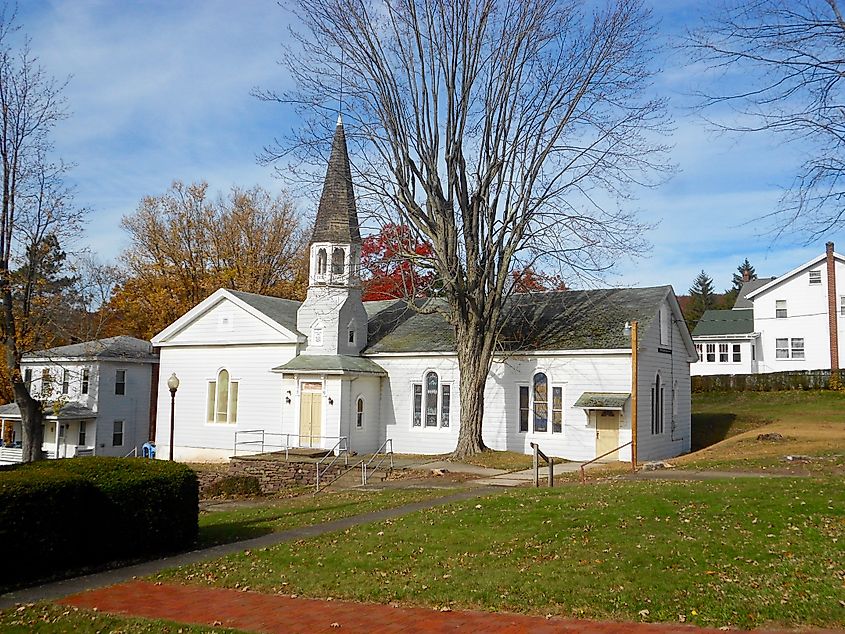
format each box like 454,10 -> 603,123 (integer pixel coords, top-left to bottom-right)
332,247 -> 345,275
533,372 -> 548,432
411,371 -> 451,428
207,369 -> 238,424
356,397 -> 364,428
317,248 -> 327,276
651,374 -> 663,434
347,320 -> 356,345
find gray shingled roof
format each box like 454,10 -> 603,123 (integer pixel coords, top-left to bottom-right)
364,286 -> 672,354
23,336 -> 156,362
692,309 -> 755,337
0,402 -> 96,420
732,277 -> 776,309
273,354 -> 386,375
311,118 -> 361,244
228,290 -> 302,336
573,392 -> 630,409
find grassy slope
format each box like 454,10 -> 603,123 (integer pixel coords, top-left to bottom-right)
679,390 -> 845,473
160,478 -> 844,630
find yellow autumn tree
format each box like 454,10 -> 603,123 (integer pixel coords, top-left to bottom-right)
106,181 -> 308,339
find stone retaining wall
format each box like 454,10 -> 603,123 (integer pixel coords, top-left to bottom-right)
198,456 -> 347,496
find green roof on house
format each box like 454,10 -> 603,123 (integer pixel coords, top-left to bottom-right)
273,354 -> 387,375
692,309 -> 755,337
364,286 -> 674,354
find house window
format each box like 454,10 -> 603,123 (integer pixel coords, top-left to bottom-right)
317,248 -> 327,276
115,369 -> 126,395
752,344 -> 756,361
81,368 -> 90,395
533,373 -> 548,432
732,344 -> 741,362
78,422 -> 86,446
695,343 -> 702,360
518,386 -> 529,432
412,384 -> 423,426
206,369 -> 239,424
776,300 -> 787,318
412,372 -> 451,428
809,269 -> 822,285
356,397 -> 364,428
61,369 -> 69,395
331,247 -> 345,275
791,338 -> 805,359
348,329 -> 355,344
841,296 -> 845,317
552,386 -> 563,433
41,369 -> 51,397
775,338 -> 789,359
651,374 -> 664,435
659,306 -> 669,345
24,368 -> 32,391
719,343 -> 728,363
112,420 -> 124,447
706,343 -> 715,362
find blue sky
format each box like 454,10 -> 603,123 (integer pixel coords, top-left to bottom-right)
16,0 -> 842,294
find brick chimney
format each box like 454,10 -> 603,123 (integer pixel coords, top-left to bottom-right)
826,242 -> 839,372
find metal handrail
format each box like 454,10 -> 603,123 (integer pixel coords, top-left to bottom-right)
123,447 -> 138,458
530,442 -> 554,487
579,440 -> 634,483
362,439 -> 394,485
233,430 -> 291,458
315,436 -> 349,491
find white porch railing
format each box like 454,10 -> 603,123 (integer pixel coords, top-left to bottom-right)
0,447 -> 23,464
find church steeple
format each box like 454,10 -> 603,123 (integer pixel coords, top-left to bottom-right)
311,116 -> 361,245
297,116 -> 368,355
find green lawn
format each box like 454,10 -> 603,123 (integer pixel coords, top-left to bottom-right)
0,603 -> 246,633
161,478 -> 844,630
198,487 -> 460,547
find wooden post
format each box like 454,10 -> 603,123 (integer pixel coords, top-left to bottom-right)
532,442 -> 539,487
548,457 -> 554,487
631,320 -> 638,471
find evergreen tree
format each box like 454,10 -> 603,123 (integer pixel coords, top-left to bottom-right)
723,258 -> 758,307
687,270 -> 718,328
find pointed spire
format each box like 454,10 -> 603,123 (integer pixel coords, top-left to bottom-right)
311,118 -> 360,245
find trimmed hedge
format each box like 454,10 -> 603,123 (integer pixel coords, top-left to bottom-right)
0,457 -> 198,588
204,474 -> 262,498
692,369 -> 843,392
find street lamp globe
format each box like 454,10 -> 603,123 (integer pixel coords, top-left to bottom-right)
167,373 -> 180,392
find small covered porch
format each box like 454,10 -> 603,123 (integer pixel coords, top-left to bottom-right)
0,402 -> 97,463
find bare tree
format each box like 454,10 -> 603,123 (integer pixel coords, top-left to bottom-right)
263,0 -> 669,456
689,0 -> 845,239
0,7 -> 79,462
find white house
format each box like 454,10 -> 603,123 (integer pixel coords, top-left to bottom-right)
152,118 -> 695,464
692,245 -> 845,375
0,336 -> 159,463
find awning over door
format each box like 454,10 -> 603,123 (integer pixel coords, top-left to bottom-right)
574,392 -> 630,411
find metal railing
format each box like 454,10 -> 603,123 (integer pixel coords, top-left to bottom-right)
123,447 -> 139,458
315,436 -> 350,492
530,442 -> 554,487
234,430 -> 291,457
361,439 -> 394,485
579,440 -> 634,483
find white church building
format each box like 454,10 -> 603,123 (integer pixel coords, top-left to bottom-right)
152,119 -> 695,463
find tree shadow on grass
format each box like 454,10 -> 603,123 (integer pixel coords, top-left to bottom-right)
691,413 -> 738,451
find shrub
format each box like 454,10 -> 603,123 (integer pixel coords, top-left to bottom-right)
0,457 -> 198,588
204,475 -> 262,498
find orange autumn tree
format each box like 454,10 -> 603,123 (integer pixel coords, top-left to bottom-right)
107,181 -> 308,339
360,223 -> 436,301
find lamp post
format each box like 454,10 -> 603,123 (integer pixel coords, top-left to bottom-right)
167,373 -> 180,461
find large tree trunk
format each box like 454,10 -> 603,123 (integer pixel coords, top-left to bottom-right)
15,384 -> 42,462
451,313 -> 494,458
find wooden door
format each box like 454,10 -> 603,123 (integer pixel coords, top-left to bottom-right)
299,384 -> 323,447
595,411 -> 620,460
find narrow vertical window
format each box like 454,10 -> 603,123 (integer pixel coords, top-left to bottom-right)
659,306 -> 669,345
841,296 -> 845,316
518,386 -> 529,432
229,380 -> 239,423
533,373 -> 548,433
62,369 -> 69,395
317,248 -> 327,275
552,386 -> 563,433
440,384 -> 450,427
112,420 -> 124,446
706,344 -> 715,362
331,247 -> 345,274
412,384 -> 422,426
356,397 -> 364,428
652,375 -> 663,435
115,369 -> 126,395
81,368 -> 90,395
775,338 -> 789,359
775,300 -> 787,318
206,381 -> 217,422
216,370 -> 229,423
78,421 -> 86,446
425,371 -> 438,427
791,338 -> 805,359
718,343 -> 728,362
695,343 -> 702,359
732,344 -> 741,362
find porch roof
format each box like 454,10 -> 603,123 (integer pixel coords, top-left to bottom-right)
272,354 -> 387,376
573,392 -> 630,410
0,402 -> 96,421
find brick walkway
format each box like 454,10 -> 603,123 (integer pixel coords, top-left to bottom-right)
61,580 -> 811,634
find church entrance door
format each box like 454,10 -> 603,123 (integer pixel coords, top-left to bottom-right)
299,382 -> 323,447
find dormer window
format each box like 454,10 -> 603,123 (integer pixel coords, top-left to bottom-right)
317,249 -> 327,276
809,269 -> 821,285
331,248 -> 345,275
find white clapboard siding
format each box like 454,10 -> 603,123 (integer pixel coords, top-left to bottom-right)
164,297 -> 295,345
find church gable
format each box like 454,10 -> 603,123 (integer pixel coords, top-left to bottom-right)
153,290 -> 302,346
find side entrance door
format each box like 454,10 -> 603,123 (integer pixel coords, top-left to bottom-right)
595,411 -> 620,460
299,382 -> 323,447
